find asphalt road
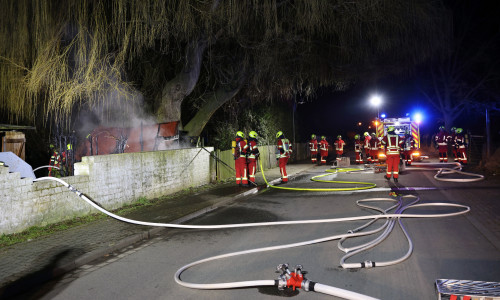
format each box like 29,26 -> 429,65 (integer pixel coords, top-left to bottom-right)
18,164 -> 500,300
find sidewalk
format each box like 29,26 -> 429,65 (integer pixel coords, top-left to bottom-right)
0,161 -> 316,298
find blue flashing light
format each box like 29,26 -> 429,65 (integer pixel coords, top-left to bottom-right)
380,113 -> 386,118
414,112 -> 423,124
405,112 -> 410,117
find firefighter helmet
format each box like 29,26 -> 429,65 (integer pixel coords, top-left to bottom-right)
455,128 -> 463,134
364,132 -> 369,137
451,127 -> 456,132
321,135 -> 326,140
236,131 -> 245,138
276,131 -> 284,138
337,135 -> 341,139
388,126 -> 395,132
439,126 -> 445,131
311,134 -> 316,139
49,144 -> 55,149
371,132 -> 376,137
355,134 -> 360,139
249,131 -> 258,138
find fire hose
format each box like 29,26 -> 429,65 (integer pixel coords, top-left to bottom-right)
33,174 -> 470,299
261,159 -> 377,192
406,162 -> 484,182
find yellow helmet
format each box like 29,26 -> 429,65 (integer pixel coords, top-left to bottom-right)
388,126 -> 395,132
364,132 -> 369,137
311,134 -> 316,139
354,134 -> 360,139
276,131 -> 283,138
321,135 -> 326,140
236,131 -> 245,138
249,131 -> 258,138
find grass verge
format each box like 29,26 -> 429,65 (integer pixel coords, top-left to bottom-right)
0,182 -> 231,248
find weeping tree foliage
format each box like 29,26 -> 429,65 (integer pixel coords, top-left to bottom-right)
0,0 -> 450,136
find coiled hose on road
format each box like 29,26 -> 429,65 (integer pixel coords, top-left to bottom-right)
33,172 -> 471,299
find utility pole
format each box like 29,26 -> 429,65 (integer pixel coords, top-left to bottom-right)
486,107 -> 491,158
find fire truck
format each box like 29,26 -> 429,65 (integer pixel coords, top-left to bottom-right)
374,116 -> 422,163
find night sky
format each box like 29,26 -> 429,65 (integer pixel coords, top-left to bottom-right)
298,0 -> 499,144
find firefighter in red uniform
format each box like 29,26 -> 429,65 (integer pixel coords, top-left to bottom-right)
402,130 -> 415,165
276,131 -> 292,183
449,127 -> 458,162
234,131 -> 249,186
369,133 -> 381,163
382,126 -> 403,182
319,135 -> 329,165
354,134 -> 363,164
309,134 -> 318,164
434,126 -> 449,163
48,144 -> 62,177
247,131 -> 260,183
334,135 -> 345,159
363,132 -> 372,163
454,128 -> 468,164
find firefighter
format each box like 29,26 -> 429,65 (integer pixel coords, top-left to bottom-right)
402,130 -> 415,166
309,134 -> 318,164
369,133 -> 381,163
449,127 -> 459,162
334,135 -> 346,160
354,134 -> 363,164
435,126 -> 449,163
363,132 -> 372,163
454,128 -> 468,164
247,131 -> 260,183
48,144 -> 62,177
319,135 -> 329,165
276,131 -> 292,183
381,126 -> 403,182
234,131 -> 249,186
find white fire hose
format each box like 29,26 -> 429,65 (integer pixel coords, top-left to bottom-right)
33,175 -> 471,299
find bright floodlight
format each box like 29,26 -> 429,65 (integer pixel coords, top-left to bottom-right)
370,95 -> 382,107
381,113 -> 386,118
414,112 -> 423,123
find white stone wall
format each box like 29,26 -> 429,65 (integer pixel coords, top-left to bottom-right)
0,147 -> 213,235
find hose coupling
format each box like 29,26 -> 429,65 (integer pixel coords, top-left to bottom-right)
361,260 -> 376,268
276,263 -> 308,291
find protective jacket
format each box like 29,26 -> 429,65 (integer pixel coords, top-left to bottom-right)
309,138 -> 318,163
369,137 -> 381,163
319,139 -> 329,164
454,133 -> 468,164
364,135 -> 371,155
277,138 -> 292,158
49,151 -> 61,177
277,137 -> 292,182
247,138 -> 259,183
334,139 -> 345,152
435,130 -> 450,162
234,137 -> 249,185
382,133 -> 403,180
354,139 -> 363,164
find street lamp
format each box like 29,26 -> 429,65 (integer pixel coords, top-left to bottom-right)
369,95 -> 382,119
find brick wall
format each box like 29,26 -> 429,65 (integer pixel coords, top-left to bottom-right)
0,147 -> 213,235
